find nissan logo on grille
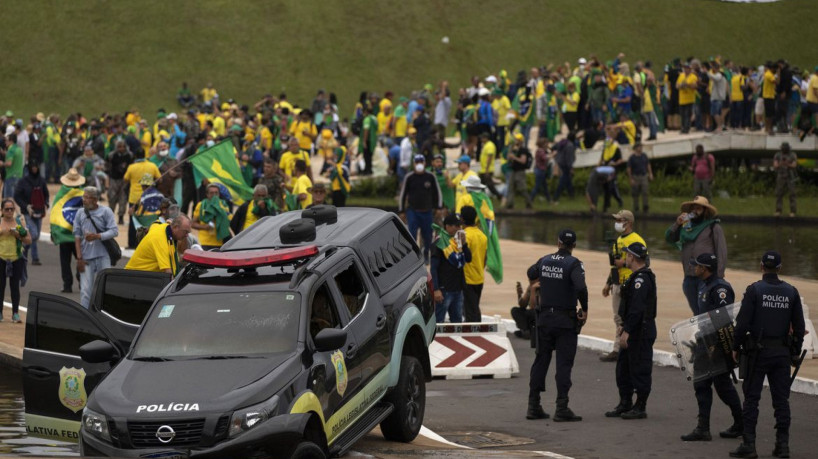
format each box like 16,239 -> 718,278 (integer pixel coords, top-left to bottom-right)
156,425 -> 176,444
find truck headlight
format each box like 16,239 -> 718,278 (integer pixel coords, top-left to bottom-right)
82,407 -> 111,442
229,395 -> 279,438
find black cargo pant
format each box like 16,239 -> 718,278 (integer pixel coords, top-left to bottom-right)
615,321 -> 656,398
694,372 -> 742,421
741,347 -> 791,443
529,323 -> 578,398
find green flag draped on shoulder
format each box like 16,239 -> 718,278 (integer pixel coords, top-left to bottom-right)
432,223 -> 451,251
190,140 -> 253,205
199,196 -> 231,241
470,190 -> 503,284
50,185 -> 84,244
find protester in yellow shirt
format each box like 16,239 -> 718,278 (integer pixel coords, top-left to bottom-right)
138,120 -> 152,157
491,88 -> 512,149
451,155 -> 479,204
123,160 -> 161,205
762,62 -> 778,134
212,114 -> 226,137
460,205 -> 488,322
379,92 -> 393,114
676,63 -> 698,133
125,216 -> 191,275
279,137 -> 312,185
807,67 -> 818,129
192,184 -> 232,249
377,106 -> 393,136
292,160 -> 313,209
290,111 -> 318,152
200,83 -> 217,103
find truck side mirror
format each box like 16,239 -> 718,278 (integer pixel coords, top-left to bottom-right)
313,328 -> 347,352
80,340 -> 120,364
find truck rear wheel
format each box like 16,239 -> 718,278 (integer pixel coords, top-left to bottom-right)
290,440 -> 326,459
380,356 -> 425,442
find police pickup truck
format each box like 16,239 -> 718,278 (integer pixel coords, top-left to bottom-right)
23,206 -> 435,458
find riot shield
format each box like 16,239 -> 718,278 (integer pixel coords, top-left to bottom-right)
669,303 -> 740,383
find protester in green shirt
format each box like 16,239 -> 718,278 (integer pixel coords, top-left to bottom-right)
3,134 -> 24,199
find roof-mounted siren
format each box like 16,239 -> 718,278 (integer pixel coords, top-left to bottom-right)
280,218 -> 317,244
301,205 -> 338,225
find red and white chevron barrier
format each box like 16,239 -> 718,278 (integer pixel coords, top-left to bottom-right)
430,316 -> 519,379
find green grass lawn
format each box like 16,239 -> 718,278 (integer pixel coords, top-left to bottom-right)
349,194 -> 815,219
1,0 -> 810,120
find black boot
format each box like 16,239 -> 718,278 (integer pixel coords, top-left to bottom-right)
720,419 -> 743,439
773,430 -> 789,458
680,416 -> 712,441
604,396 -> 632,418
526,392 -> 549,420
620,394 -> 648,420
729,441 -> 757,458
553,396 -> 582,422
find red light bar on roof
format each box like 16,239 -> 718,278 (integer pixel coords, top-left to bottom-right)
182,245 -> 319,268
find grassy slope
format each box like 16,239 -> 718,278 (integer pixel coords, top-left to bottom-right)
1,0 -> 809,120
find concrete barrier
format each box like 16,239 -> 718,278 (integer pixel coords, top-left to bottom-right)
431,316 -> 519,379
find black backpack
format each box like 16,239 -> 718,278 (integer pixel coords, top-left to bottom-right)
351,115 -> 363,136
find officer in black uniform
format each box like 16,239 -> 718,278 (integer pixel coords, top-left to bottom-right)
525,229 -> 588,422
730,251 -> 805,459
604,242 -> 656,420
681,253 -> 743,441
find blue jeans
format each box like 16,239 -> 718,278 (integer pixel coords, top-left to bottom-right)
2,177 -> 18,199
24,216 -> 42,262
406,209 -> 433,262
530,168 -> 551,201
644,111 -> 658,139
80,256 -> 111,308
682,275 -> 702,315
554,169 -> 574,200
521,124 -> 533,146
435,290 -> 464,323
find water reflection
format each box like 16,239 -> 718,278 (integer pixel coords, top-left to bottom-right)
0,368 -> 77,457
498,214 -> 813,278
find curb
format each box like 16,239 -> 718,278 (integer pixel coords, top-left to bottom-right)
493,316 -> 818,397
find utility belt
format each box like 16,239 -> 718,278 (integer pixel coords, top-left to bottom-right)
538,307 -> 576,316
760,337 -> 789,349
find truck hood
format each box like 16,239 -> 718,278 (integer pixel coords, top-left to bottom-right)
89,353 -> 300,418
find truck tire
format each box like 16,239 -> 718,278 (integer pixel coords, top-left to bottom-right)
380,356 -> 425,442
289,440 -> 326,459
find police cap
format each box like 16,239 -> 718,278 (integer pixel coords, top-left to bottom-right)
624,242 -> 648,259
690,252 -> 718,271
761,250 -> 782,269
558,229 -> 577,246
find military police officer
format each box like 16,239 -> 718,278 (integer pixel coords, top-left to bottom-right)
681,253 -> 743,441
604,242 -> 656,420
525,229 -> 588,422
730,251 -> 805,459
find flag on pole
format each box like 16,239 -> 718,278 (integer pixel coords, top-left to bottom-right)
50,186 -> 84,244
189,140 -> 253,205
469,190 -> 503,284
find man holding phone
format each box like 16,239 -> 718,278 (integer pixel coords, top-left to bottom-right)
430,214 -> 471,324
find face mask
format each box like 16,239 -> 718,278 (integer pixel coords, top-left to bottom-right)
614,222 -> 626,233
158,149 -> 169,157
414,163 -> 425,173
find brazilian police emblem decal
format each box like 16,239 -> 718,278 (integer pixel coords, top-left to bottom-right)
58,367 -> 87,413
719,291 -> 727,299
331,351 -> 348,396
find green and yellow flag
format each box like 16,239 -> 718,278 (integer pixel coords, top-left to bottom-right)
470,190 -> 503,284
50,185 -> 84,244
190,140 -> 253,205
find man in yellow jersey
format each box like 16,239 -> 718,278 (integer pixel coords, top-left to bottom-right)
491,88 -> 512,150
292,160 -> 313,209
451,155 -> 478,204
730,67 -> 749,129
676,63 -> 698,134
290,110 -> 317,153
460,205 -> 488,323
123,160 -> 161,249
126,214 -> 191,275
600,210 -> 646,362
230,184 -> 276,234
192,184 -> 232,250
762,61 -> 778,134
279,137 -> 312,185
477,131 -> 502,198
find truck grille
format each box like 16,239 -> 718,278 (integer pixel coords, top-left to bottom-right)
127,419 -> 206,447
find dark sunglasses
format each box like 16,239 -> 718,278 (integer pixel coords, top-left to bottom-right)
3,208 -> 14,211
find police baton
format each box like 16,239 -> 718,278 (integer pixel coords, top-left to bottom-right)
790,349 -> 808,386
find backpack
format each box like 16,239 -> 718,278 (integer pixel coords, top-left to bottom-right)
30,186 -> 46,218
351,115 -> 363,136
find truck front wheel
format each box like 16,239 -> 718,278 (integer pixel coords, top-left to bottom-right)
380,356 -> 425,442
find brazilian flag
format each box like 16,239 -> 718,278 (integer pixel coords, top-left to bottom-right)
190,140 -> 253,205
469,191 -> 503,284
133,186 -> 164,229
50,185 -> 84,244
284,190 -> 299,212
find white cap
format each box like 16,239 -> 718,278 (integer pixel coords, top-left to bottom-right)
578,57 -> 587,65
478,87 -> 490,96
167,112 -> 178,120
4,125 -> 15,136
485,75 -> 498,83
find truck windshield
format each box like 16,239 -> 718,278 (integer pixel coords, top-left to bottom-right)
131,292 -> 301,359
